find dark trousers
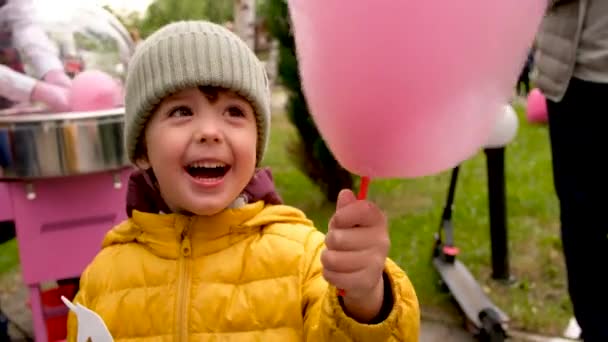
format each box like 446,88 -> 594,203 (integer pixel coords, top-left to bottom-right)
518,67 -> 531,95
547,78 -> 608,341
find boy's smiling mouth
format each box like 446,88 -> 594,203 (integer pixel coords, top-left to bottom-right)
185,160 -> 231,185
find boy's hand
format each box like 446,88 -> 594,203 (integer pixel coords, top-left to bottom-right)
321,189 -> 390,322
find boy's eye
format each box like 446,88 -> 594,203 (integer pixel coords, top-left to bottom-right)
226,106 -> 245,118
169,106 -> 193,117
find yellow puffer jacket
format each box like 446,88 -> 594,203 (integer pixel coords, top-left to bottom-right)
67,201 -> 419,341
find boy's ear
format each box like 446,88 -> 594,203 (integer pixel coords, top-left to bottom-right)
135,156 -> 151,170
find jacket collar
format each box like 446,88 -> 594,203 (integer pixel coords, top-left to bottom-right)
125,167 -> 283,217
104,201 -> 314,259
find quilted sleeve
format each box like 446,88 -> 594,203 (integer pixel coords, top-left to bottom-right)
301,230 -> 420,341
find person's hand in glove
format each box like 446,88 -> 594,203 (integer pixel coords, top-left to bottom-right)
43,69 -> 72,89
31,81 -> 71,113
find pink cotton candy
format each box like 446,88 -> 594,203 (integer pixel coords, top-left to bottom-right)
70,70 -> 124,111
287,0 -> 546,178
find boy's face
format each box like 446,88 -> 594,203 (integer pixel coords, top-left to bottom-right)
138,86 -> 257,216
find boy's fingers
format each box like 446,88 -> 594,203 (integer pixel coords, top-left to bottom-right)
325,226 -> 381,251
336,189 -> 357,210
330,200 -> 386,229
321,248 -> 374,273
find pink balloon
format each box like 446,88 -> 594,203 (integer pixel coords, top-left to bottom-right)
288,0 -> 546,178
526,88 -> 548,124
70,70 -> 124,111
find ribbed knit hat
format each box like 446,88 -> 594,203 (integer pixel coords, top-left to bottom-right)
124,20 -> 271,165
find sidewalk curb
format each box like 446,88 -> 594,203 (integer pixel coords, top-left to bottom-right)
509,330 -> 577,342
421,308 -> 578,342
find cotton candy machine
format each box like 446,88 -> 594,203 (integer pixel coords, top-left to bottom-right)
0,108 -> 128,179
0,3 -> 134,341
25,0 -> 134,80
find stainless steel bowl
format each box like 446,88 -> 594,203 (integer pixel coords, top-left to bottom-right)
0,108 -> 129,179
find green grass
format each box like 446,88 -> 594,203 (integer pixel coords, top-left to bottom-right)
0,238 -> 19,274
263,103 -> 570,335
0,98 -> 569,335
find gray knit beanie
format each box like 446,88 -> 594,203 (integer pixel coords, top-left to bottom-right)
124,20 -> 271,165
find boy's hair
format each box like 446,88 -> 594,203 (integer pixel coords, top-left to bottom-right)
124,20 -> 271,165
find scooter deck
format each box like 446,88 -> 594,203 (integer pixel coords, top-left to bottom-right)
433,256 -> 509,328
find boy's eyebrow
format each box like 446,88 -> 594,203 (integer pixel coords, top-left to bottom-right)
160,89 -> 245,108
164,93 -> 191,102
154,94 -> 189,114
221,91 -> 245,101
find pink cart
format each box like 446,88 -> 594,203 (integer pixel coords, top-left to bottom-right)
0,108 -> 133,341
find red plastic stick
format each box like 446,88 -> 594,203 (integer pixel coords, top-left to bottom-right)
337,176 -> 371,297
357,176 -> 370,200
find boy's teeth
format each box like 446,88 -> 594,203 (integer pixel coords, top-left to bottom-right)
190,162 -> 226,168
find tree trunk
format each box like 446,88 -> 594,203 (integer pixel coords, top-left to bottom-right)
266,39 -> 279,86
234,0 -> 256,51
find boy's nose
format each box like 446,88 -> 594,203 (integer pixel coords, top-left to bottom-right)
193,120 -> 223,144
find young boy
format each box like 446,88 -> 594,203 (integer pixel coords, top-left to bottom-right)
67,20 -> 420,341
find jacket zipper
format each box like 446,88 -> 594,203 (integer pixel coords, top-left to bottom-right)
176,219 -> 193,342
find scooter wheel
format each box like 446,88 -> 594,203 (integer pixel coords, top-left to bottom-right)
477,308 -> 507,342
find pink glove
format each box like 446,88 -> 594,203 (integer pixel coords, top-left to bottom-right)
31,81 -> 71,113
43,69 -> 72,88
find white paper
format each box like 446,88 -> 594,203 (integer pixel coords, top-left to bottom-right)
61,296 -> 114,342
